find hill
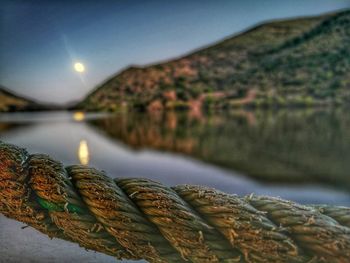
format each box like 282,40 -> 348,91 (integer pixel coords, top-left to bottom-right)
79,10 -> 350,111
0,87 -> 59,112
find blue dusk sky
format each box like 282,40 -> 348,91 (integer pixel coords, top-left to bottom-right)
1,0 -> 349,103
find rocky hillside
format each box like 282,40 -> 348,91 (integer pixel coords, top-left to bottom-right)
79,10 -> 350,111
0,87 -> 56,112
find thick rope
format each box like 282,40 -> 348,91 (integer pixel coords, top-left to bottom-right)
0,142 -> 349,263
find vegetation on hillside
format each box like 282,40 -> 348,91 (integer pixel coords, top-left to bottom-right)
79,10 -> 350,111
0,87 -> 36,112
0,87 -> 58,112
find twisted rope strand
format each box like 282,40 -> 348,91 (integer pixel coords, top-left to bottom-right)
173,185 -> 307,263
247,195 -> 350,263
116,178 -> 243,262
0,145 -> 66,240
313,205 -> 350,228
0,142 -> 350,263
28,153 -> 132,259
67,165 -> 184,263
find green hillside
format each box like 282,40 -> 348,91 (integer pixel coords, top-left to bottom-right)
0,87 -> 58,112
79,10 -> 350,111
0,87 -> 37,112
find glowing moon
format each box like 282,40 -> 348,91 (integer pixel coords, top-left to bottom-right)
74,62 -> 85,73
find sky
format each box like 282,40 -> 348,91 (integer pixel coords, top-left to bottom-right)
1,0 -> 349,104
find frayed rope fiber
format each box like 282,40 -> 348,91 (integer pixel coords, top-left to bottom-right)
0,141 -> 349,263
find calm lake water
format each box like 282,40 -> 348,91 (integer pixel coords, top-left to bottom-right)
1,109 -> 350,262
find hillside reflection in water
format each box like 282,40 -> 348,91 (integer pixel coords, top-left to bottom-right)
0,109 -> 349,205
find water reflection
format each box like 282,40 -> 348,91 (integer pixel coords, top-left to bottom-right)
73,111 -> 85,122
89,109 -> 350,190
0,110 -> 349,205
78,139 -> 89,165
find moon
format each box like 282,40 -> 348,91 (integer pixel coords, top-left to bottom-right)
74,62 -> 85,73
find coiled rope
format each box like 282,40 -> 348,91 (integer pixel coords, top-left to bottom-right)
0,141 -> 349,263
